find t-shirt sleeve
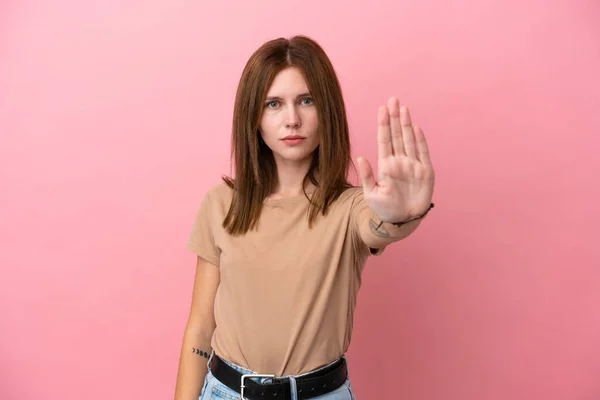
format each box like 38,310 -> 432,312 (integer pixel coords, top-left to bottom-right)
186,190 -> 221,266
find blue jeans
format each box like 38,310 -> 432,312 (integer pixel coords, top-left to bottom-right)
199,351 -> 356,399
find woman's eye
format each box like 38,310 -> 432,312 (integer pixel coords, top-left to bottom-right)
301,98 -> 313,105
266,101 -> 279,108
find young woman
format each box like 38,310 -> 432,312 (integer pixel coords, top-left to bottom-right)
174,35 -> 435,400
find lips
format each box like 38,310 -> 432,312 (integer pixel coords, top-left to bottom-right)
281,135 -> 305,146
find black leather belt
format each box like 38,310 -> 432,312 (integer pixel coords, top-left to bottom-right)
208,354 -> 348,400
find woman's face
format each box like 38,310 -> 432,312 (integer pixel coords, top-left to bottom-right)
259,66 -> 319,166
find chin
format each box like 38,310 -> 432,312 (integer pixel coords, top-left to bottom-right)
274,149 -> 317,164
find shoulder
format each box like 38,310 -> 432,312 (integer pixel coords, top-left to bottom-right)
335,186 -> 364,206
198,179 -> 234,214
330,186 -> 371,222
322,186 -> 365,217
205,179 -> 234,202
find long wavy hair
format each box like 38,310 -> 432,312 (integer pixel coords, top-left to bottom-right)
222,35 -> 355,235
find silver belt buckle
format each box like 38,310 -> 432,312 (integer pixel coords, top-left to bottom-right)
240,373 -> 275,400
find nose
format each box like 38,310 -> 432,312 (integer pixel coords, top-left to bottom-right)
285,106 -> 301,129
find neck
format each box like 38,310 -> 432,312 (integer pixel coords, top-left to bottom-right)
271,156 -> 315,198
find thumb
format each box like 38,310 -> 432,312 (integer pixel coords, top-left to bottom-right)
357,157 -> 376,193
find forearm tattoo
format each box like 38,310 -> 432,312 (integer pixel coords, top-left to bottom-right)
369,217 -> 390,238
192,347 -> 210,359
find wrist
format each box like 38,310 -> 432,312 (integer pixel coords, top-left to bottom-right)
389,203 -> 435,227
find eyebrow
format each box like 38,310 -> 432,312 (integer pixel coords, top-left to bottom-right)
265,92 -> 312,101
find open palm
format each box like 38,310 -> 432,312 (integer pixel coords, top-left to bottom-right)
357,97 -> 435,223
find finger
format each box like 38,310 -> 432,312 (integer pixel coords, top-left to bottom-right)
356,156 -> 376,193
414,125 -> 432,166
401,105 -> 417,159
388,97 -> 404,156
377,105 -> 392,160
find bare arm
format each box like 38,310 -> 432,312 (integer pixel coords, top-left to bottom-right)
174,256 -> 220,400
357,205 -> 423,251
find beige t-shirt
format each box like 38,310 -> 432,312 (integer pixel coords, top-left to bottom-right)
187,181 -> 384,376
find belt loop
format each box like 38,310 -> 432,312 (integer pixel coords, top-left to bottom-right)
289,376 -> 298,400
207,349 -> 214,369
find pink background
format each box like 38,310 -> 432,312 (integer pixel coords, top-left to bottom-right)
1,0 -> 599,399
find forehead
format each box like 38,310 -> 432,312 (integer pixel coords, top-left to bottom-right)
266,66 -> 310,96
